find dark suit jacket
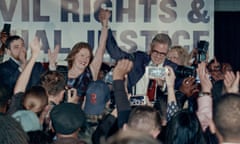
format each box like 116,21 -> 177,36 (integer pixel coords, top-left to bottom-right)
105,29 -> 181,93
0,58 -> 45,94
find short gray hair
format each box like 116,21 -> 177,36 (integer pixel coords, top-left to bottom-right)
151,33 -> 172,50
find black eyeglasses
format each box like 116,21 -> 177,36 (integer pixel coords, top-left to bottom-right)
151,50 -> 167,57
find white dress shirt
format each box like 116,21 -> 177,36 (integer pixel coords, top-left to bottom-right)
134,61 -> 164,96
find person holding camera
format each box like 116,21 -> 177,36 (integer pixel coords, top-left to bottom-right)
166,41 -> 211,112
166,45 -> 199,107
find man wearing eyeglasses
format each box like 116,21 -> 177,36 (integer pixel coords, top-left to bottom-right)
105,29 -> 179,99
99,10 -> 179,102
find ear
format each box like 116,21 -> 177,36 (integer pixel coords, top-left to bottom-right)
57,90 -> 65,102
6,48 -> 10,55
60,90 -> 65,97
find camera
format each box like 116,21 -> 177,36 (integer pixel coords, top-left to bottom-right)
197,40 -> 209,63
175,65 -> 196,78
63,86 -> 75,102
130,95 -> 147,106
65,89 -> 75,97
1,24 -> 11,35
146,66 -> 168,79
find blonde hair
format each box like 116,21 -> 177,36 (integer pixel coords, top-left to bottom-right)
169,45 -> 189,66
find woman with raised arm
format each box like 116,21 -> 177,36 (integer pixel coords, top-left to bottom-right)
61,9 -> 111,104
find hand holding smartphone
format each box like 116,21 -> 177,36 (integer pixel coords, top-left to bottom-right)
146,66 -> 169,79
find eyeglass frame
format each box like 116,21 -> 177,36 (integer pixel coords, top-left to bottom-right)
151,49 -> 167,57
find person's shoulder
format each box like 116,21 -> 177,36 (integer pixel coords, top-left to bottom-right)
135,50 -> 148,56
0,59 -> 13,66
134,51 -> 150,60
0,59 -> 16,71
0,62 -> 5,68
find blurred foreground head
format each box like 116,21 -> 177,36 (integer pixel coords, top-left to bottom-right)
213,93 -> 240,143
104,129 -> 160,144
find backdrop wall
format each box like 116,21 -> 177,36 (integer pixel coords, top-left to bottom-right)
0,0 -> 214,64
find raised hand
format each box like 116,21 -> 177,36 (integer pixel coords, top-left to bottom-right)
224,71 -> 240,93
48,45 -> 60,69
113,59 -> 133,80
197,62 -> 212,93
29,37 -> 41,59
98,8 -> 111,27
165,66 -> 176,88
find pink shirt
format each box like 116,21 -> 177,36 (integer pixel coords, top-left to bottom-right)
196,95 -> 213,131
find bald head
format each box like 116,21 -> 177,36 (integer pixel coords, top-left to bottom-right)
127,106 -> 161,135
213,93 -> 240,142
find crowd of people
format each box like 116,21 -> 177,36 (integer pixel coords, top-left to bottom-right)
0,9 -> 240,144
